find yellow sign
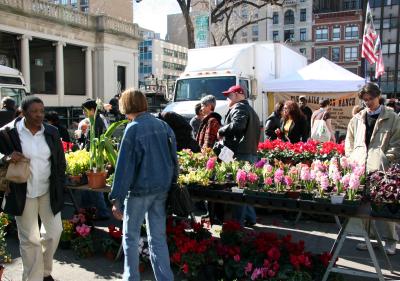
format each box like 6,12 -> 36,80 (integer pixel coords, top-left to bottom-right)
271,92 -> 359,133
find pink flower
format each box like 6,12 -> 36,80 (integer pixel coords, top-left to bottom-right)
234,254 -> 240,262
247,172 -> 258,184
274,168 -> 284,184
206,157 -> 216,170
76,224 -> 91,237
320,174 -> 329,190
236,169 -> 247,187
264,177 -> 273,186
284,176 -> 293,187
300,166 -> 311,181
340,173 -> 351,187
251,268 -> 262,280
245,262 -> 253,275
264,164 -> 273,174
340,156 -> 349,169
330,170 -> 341,182
349,174 -> 360,190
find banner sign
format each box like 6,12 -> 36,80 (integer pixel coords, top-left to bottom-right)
273,92 -> 360,134
195,14 -> 209,48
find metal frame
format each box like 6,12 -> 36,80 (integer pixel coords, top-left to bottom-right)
322,218 -> 393,281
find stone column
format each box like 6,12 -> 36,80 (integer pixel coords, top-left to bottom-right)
18,35 -> 32,93
53,41 -> 66,105
83,47 -> 93,99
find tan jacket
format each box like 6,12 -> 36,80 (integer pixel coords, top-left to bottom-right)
345,106 -> 400,173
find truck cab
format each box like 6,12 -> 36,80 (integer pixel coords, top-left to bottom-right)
166,73 -> 251,122
0,65 -> 27,106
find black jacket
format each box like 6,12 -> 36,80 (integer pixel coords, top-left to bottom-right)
264,112 -> 281,140
0,117 -> 66,216
280,116 -> 308,143
218,100 -> 260,156
0,109 -> 15,128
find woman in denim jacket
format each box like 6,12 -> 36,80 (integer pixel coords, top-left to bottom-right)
110,89 -> 177,281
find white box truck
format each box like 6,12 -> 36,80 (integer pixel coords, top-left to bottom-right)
163,42 -> 307,126
0,65 -> 27,106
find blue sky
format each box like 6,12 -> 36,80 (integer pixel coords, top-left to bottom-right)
133,0 -> 181,39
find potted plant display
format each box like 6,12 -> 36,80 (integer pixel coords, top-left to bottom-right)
65,150 -> 90,185
85,99 -> 128,188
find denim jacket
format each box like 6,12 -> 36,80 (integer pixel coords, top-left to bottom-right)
110,112 -> 178,207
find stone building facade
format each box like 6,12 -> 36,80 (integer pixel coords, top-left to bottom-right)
0,0 -> 140,106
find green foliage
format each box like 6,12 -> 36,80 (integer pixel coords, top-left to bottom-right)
86,102 -> 128,172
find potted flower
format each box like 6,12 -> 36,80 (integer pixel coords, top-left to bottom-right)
59,219 -> 74,249
233,169 -> 247,193
101,237 -> 120,260
329,160 -> 345,204
86,99 -> 128,188
65,150 -> 90,185
299,165 -> 315,200
0,213 -> 12,265
71,224 -> 94,258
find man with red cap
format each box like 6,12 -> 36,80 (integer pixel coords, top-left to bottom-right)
218,85 -> 260,226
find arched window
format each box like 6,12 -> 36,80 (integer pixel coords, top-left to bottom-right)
284,10 -> 294,25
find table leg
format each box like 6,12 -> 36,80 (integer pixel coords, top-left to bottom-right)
67,188 -> 80,212
361,225 -> 385,281
371,220 -> 393,273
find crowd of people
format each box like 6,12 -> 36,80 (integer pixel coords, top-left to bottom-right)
0,81 -> 399,280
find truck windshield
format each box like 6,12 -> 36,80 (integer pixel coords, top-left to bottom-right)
1,88 -> 26,106
175,76 -> 236,101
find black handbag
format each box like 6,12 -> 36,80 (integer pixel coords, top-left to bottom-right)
167,183 -> 194,218
164,123 -> 194,217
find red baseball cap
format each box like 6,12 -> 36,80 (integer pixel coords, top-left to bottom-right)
222,85 -> 244,97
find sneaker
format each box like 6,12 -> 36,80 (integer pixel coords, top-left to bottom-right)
384,241 -> 397,255
356,242 -> 378,251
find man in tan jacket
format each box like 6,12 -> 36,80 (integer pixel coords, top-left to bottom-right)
345,82 -> 400,255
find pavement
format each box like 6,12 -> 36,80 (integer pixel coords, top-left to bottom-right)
2,207 -> 400,281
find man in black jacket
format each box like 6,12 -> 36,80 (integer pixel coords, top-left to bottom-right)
218,85 -> 260,226
0,96 -> 65,281
0,97 -> 16,128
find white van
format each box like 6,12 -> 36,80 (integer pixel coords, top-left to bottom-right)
0,65 -> 27,106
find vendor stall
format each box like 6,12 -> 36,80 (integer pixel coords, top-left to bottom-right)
265,58 -> 365,134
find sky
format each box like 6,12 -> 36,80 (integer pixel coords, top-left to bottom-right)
133,0 -> 181,39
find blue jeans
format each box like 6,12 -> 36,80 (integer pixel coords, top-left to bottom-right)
234,153 -> 258,225
123,192 -> 173,281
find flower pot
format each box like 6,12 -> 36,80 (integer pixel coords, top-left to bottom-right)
68,175 -> 82,186
244,189 -> 259,196
299,192 -> 313,201
330,194 -> 345,205
286,190 -> 301,199
87,171 -> 107,189
268,192 -> 286,199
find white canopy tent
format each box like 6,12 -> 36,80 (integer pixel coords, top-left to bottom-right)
265,57 -> 365,93
265,58 -> 366,134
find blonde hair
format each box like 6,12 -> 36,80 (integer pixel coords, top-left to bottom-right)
119,88 -> 148,114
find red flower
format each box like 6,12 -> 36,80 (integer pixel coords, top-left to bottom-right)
182,263 -> 189,274
267,247 -> 281,261
319,252 -> 333,267
171,252 -> 181,264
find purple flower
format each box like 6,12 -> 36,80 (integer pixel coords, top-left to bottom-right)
349,174 -> 360,190
255,158 -> 266,169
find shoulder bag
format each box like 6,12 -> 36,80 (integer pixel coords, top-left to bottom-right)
310,110 -> 331,143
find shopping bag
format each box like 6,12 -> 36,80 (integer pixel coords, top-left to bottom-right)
167,183 -> 194,217
311,119 -> 331,143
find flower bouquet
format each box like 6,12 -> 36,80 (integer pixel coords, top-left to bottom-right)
59,219 -> 74,249
0,213 -> 11,264
71,224 -> 94,258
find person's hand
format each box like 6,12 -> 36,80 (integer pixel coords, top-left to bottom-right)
112,204 -> 123,221
275,128 -> 282,138
8,151 -> 26,163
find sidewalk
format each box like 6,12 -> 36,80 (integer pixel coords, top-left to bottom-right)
3,210 -> 400,281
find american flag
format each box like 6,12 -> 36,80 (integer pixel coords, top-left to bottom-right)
374,36 -> 385,78
361,2 -> 378,64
